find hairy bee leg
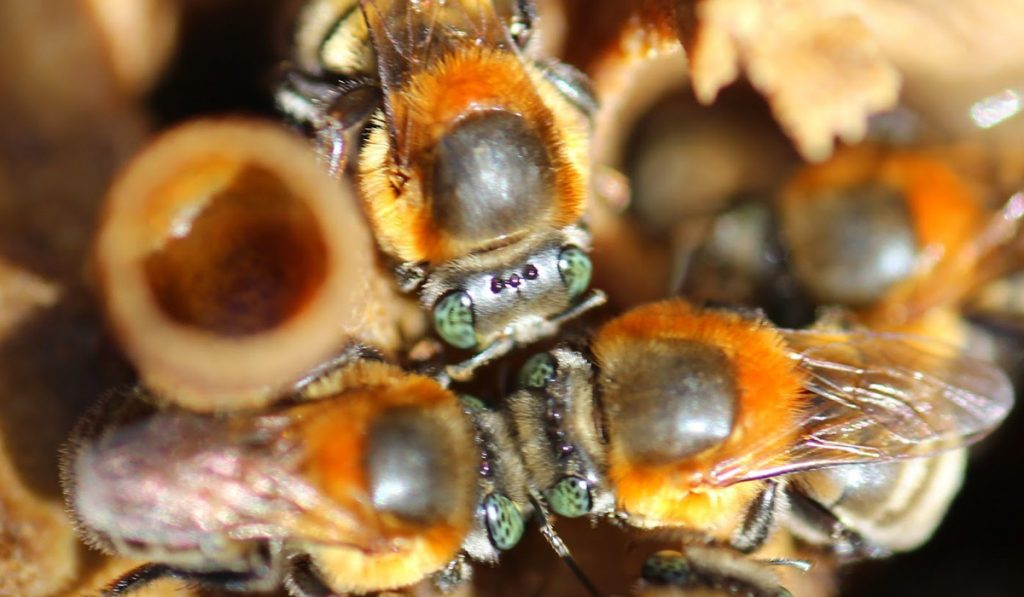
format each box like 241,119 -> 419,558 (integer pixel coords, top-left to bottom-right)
730,480 -> 782,553
283,557 -> 339,597
535,59 -> 599,119
785,486 -> 891,560
274,67 -> 381,176
291,341 -> 385,395
100,563 -> 262,596
445,290 -> 607,382
445,336 -> 517,382
431,555 -> 474,593
100,563 -> 174,596
547,289 -> 608,330
528,491 -> 601,597
755,557 -> 814,573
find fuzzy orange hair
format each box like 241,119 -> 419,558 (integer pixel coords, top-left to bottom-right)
358,45 -> 589,263
593,300 -> 805,537
782,144 -> 984,259
296,361 -> 475,590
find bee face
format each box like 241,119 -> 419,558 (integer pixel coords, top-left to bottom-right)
422,227 -> 594,352
508,348 -> 614,520
457,396 -> 532,563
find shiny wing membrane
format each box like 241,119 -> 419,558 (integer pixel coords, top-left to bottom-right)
709,330 -> 1013,486
359,0 -> 519,168
360,0 -> 515,89
76,408 -> 382,551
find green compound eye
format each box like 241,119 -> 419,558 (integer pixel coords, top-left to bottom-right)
557,246 -> 592,299
642,550 -> 693,586
482,493 -> 524,551
433,291 -> 477,349
459,394 -> 489,412
546,475 -> 592,518
518,352 -> 557,389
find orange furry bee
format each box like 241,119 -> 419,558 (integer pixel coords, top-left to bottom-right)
277,0 -> 606,381
507,299 -> 1012,572
62,360 -> 542,595
686,144 -> 1024,334
674,145 -> 1024,560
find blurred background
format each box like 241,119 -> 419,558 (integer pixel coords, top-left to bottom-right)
2,1 -> 1024,595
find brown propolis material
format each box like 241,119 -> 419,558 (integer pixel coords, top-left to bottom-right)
94,118 -> 407,412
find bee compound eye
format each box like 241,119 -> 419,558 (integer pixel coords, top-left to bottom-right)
482,493 -> 525,551
546,475 -> 592,518
642,551 -> 694,586
557,246 -> 592,299
459,394 -> 490,412
517,352 -> 558,389
433,291 -> 477,350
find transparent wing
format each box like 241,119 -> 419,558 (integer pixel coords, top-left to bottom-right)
708,330 -> 1013,486
72,408 -> 381,551
360,0 -> 515,91
359,0 -> 520,172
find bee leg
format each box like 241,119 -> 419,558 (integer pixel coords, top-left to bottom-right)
730,480 -> 783,553
274,67 -> 381,177
283,556 -> 339,597
528,491 -> 601,597
100,563 -> 174,596
445,335 -> 517,382
291,341 -> 386,396
100,563 -> 265,596
431,555 -> 474,593
534,59 -> 599,119
546,289 -> 608,332
784,486 -> 891,560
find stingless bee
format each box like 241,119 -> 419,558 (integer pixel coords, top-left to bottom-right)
505,299 -> 1012,577
667,146 -> 1024,562
276,0 -> 606,381
770,147 -> 1024,559
62,360 -> 558,596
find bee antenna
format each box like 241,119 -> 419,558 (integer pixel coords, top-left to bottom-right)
528,492 -> 601,597
755,557 -> 814,573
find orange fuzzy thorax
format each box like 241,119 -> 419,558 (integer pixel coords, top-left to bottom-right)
784,145 -> 988,329
312,524 -> 469,593
593,299 -> 805,536
295,361 -> 476,589
359,45 -> 588,263
783,145 -> 984,257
